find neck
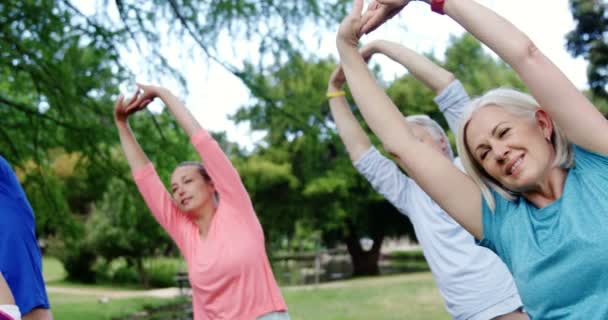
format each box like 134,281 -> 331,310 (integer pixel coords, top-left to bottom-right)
522,166 -> 568,208
193,202 -> 217,238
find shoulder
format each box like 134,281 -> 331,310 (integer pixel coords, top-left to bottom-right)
0,156 -> 12,177
572,144 -> 608,172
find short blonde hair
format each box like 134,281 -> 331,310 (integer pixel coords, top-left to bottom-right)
456,88 -> 574,211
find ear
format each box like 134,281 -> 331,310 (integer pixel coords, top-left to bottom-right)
534,108 -> 554,142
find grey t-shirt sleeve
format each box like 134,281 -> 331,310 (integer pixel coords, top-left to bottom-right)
354,146 -> 414,216
434,79 -> 471,135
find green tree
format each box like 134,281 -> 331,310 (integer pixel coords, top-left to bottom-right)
1,0 -> 350,282
232,34 -> 525,276
566,0 -> 608,100
0,0 -> 351,240
233,54 -> 413,276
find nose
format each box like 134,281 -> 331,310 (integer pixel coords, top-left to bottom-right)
492,142 -> 510,162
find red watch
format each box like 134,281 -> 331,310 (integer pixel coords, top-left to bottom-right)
431,0 -> 446,15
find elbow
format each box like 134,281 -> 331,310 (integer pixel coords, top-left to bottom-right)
383,143 -> 402,161
436,72 -> 456,94
445,72 -> 456,84
511,38 -> 543,68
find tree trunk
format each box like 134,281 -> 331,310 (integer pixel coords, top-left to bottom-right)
344,222 -> 384,276
134,258 -> 150,289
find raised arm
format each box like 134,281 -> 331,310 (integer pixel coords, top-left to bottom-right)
129,84 -> 202,138
337,0 -> 482,238
445,0 -> 608,154
114,94 -> 194,252
129,85 -> 251,209
114,95 -> 151,171
361,39 -> 454,94
363,0 -> 608,154
360,39 -> 469,133
327,66 -> 372,162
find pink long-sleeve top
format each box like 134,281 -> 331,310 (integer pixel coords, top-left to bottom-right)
133,129 -> 287,320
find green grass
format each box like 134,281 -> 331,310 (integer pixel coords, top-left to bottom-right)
49,293 -> 183,320
283,273 -> 449,320
45,255 -> 449,319
48,273 -> 449,320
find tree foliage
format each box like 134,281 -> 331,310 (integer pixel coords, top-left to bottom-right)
566,0 -> 608,100
232,34 -> 525,275
1,0 -> 352,238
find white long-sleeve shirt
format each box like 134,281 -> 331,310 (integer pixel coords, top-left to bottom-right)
354,81 -> 522,319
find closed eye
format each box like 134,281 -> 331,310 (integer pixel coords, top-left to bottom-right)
499,128 -> 510,138
478,147 -> 490,161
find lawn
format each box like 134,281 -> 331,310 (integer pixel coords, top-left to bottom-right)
49,293 -> 183,320
283,273 -> 450,320
44,256 -> 449,319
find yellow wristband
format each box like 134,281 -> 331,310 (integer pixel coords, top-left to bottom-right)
326,91 -> 346,99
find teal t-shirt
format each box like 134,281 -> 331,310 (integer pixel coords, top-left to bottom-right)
478,145 -> 608,319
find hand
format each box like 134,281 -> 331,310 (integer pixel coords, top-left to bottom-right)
360,0 -> 410,35
113,91 -> 152,124
328,65 -> 347,92
337,0 -> 374,49
125,83 -> 167,110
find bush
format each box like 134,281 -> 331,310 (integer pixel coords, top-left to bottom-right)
92,257 -> 186,288
62,241 -> 98,283
112,264 -> 140,284
146,258 -> 186,288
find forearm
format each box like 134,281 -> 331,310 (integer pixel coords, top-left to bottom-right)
442,0 -> 534,70
116,122 -> 151,171
338,43 -> 417,154
374,40 -> 454,94
434,80 -> 470,134
329,96 -> 372,162
157,89 -> 202,137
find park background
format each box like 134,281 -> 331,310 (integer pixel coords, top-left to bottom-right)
2,0 -> 607,319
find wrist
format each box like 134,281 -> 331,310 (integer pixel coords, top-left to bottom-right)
114,117 -> 130,128
336,35 -> 359,52
326,90 -> 346,99
369,40 -> 384,52
328,84 -> 343,92
155,87 -> 171,98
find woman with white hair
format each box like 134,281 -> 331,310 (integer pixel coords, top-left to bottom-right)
335,0 -> 608,318
328,39 -> 525,320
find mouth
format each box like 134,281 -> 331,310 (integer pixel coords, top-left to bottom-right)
181,196 -> 193,206
505,154 -> 524,177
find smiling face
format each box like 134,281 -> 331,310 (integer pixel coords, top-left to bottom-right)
170,165 -> 215,214
465,105 -> 556,192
